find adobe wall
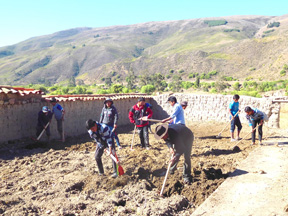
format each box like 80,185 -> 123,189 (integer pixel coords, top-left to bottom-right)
151,94 -> 280,128
0,98 -> 149,144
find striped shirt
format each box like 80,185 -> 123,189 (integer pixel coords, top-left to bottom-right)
88,122 -> 113,147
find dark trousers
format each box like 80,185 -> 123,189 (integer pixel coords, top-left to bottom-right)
230,116 -> 242,132
36,125 -> 51,137
94,145 -> 117,174
56,119 -> 63,133
137,125 -> 149,148
170,137 -> 193,181
252,119 -> 263,143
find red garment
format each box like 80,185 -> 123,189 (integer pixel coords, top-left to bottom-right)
128,103 -> 153,127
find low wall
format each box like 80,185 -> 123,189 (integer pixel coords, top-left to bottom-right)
151,94 -> 280,128
0,93 -> 282,145
0,98 -> 151,144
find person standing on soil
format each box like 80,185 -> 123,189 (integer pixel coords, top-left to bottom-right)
50,97 -> 65,141
86,119 -> 118,178
154,124 -> 194,184
245,106 -> 264,145
229,94 -> 242,141
128,97 -> 153,150
180,101 -> 188,110
36,106 -> 53,142
99,98 -> 122,149
161,96 -> 185,125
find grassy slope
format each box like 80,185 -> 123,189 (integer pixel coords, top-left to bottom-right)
0,15 -> 288,85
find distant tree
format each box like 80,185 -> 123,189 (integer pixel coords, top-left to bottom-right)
141,85 -> 155,93
68,77 -> 76,87
169,69 -> 174,74
126,69 -> 137,89
62,87 -> 69,94
267,22 -> 280,28
111,84 -> 124,93
233,82 -> 240,91
105,77 -> 112,87
195,77 -> 200,88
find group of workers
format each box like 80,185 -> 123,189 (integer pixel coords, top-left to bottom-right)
37,94 -> 265,184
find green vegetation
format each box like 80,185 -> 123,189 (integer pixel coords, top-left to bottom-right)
267,22 -> 280,28
263,29 -> 275,34
223,29 -> 240,33
204,20 -> 228,27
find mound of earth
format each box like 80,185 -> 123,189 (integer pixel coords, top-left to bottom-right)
0,122 -> 282,215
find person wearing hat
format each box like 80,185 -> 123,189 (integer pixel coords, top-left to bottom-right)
36,106 -> 53,142
99,98 -> 122,149
154,123 -> 194,184
162,96 -> 185,125
128,97 -> 153,149
50,97 -> 65,141
86,119 -> 118,178
180,101 -> 188,110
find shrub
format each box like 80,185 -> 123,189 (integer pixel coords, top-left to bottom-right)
263,29 -> 274,34
204,20 -> 228,27
223,29 -> 240,32
141,85 -> 155,93
249,67 -> 256,71
181,81 -> 193,89
283,64 -> 288,70
169,69 -> 174,74
280,70 -> 286,76
267,22 -> 280,28
178,69 -> 185,73
233,82 -> 240,91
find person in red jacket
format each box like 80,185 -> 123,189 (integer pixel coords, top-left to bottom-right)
128,97 -> 153,149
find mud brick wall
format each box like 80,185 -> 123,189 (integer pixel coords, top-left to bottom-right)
151,94 -> 280,128
0,98 -> 150,144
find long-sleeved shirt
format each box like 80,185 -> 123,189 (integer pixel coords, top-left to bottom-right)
129,103 -> 153,127
165,124 -> 194,155
52,103 -> 64,120
99,105 -> 119,127
88,122 -> 113,148
170,103 -> 185,125
246,108 -> 264,126
37,111 -> 52,127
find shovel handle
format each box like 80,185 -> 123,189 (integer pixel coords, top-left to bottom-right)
232,125 -> 258,148
37,122 -> 50,141
160,157 -> 173,196
131,125 -> 137,149
218,111 -> 240,135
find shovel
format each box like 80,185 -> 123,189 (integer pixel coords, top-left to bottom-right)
216,110 -> 240,138
160,156 -> 173,196
138,116 -> 162,123
62,119 -> 65,143
232,125 -> 258,151
36,122 -> 50,141
130,125 -> 137,150
105,149 -> 124,176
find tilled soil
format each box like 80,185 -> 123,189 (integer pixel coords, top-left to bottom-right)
0,122 -> 280,216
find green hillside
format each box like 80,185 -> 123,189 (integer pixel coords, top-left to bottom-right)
0,15 -> 288,86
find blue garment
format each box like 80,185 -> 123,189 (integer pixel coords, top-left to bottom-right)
229,101 -> 239,117
88,122 -> 114,148
52,103 -> 64,120
170,103 -> 185,125
246,108 -> 264,127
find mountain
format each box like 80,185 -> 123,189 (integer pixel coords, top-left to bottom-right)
1,14 -> 288,85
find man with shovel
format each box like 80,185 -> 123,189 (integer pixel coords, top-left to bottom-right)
229,94 -> 242,141
245,106 -> 264,145
50,97 -> 65,141
36,106 -> 53,142
154,124 -> 194,184
161,96 -> 185,125
129,97 -> 153,150
86,119 -> 118,178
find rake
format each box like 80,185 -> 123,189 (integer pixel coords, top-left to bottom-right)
216,110 -> 240,138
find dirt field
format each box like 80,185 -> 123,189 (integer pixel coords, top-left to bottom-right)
0,122 -> 284,216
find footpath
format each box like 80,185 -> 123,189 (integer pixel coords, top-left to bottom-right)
192,143 -> 288,216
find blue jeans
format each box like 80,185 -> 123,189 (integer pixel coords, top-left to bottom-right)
108,126 -> 121,147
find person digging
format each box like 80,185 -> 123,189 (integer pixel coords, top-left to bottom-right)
154,123 -> 194,184
36,106 -> 53,142
86,119 -> 118,178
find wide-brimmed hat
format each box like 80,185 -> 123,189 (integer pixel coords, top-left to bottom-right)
104,98 -> 113,104
154,124 -> 169,140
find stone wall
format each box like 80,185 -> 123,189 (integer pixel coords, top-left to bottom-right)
0,98 -> 150,144
151,94 -> 280,128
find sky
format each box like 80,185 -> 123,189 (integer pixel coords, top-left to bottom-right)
1,0 -> 287,47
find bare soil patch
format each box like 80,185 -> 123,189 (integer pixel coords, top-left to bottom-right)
0,122 -> 284,215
